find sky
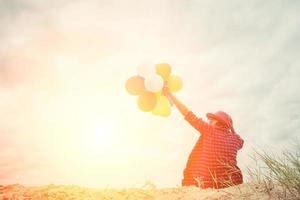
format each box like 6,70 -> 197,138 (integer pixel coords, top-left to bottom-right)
0,0 -> 300,188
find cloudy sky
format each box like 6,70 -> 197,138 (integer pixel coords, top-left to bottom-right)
0,0 -> 300,188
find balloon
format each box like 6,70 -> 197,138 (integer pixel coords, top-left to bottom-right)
138,91 -> 157,112
137,63 -> 155,78
152,95 -> 171,117
145,74 -> 164,93
154,91 -> 163,97
156,63 -> 172,80
167,75 -> 183,92
125,76 -> 145,95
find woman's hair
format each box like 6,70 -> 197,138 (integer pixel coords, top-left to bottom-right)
231,126 -> 236,134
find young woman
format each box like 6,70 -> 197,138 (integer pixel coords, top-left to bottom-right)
163,87 -> 244,189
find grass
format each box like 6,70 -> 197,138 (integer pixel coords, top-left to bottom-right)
247,146 -> 300,199
1,146 -> 300,199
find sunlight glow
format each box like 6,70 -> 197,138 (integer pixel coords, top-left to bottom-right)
83,120 -> 117,154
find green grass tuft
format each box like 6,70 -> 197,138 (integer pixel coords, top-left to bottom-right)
248,146 -> 300,199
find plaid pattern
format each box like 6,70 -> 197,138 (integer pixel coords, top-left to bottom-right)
182,111 -> 244,189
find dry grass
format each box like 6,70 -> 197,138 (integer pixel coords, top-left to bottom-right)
0,184 -> 242,200
247,146 -> 300,199
1,147 -> 300,199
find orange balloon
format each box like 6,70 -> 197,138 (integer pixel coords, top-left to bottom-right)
125,76 -> 145,95
138,91 -> 157,112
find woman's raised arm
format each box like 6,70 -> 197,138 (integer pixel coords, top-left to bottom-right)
162,86 -> 189,116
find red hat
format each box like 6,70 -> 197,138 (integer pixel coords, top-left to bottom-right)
206,111 -> 233,129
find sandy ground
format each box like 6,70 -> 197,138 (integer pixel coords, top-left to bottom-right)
0,183 -> 288,200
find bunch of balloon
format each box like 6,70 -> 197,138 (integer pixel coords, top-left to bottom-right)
125,63 -> 183,117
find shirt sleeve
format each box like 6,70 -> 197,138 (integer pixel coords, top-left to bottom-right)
184,111 -> 213,136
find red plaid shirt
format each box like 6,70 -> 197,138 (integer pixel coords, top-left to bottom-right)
182,111 -> 244,189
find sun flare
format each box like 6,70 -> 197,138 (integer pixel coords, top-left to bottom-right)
83,121 -> 117,154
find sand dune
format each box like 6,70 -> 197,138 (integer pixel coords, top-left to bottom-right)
0,183 -> 288,200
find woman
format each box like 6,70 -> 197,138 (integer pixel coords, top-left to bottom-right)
163,87 -> 244,189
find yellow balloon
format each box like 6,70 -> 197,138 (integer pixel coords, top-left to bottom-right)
138,91 -> 157,112
167,75 -> 183,92
152,95 -> 171,117
156,63 -> 172,81
154,91 -> 163,97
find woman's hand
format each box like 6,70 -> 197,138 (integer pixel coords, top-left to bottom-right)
162,85 -> 170,97
162,84 -> 188,116
162,85 -> 174,105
